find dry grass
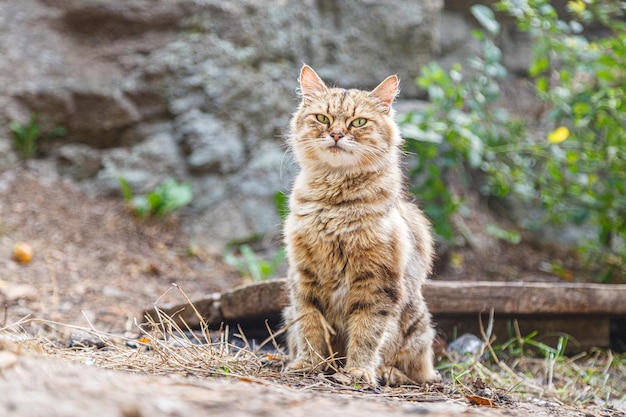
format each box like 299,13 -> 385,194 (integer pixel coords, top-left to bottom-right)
0,288 -> 624,415
437,310 -> 626,411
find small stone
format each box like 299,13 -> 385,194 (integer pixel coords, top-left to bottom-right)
448,333 -> 483,357
0,283 -> 38,301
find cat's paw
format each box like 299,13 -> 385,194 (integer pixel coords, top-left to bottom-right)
377,366 -> 414,387
411,367 -> 442,384
423,369 -> 442,384
286,358 -> 315,372
345,367 -> 378,386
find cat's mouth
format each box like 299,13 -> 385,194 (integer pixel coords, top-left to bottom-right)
327,142 -> 349,153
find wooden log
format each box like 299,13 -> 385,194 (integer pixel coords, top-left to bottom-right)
149,279 -> 626,323
212,279 -> 626,318
220,279 -> 289,321
145,279 -> 626,352
423,281 -> 626,315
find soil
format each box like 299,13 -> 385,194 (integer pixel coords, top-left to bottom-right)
0,165 -> 622,417
0,351 -> 597,417
0,166 -> 243,332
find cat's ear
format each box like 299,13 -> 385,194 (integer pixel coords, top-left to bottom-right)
299,65 -> 328,100
370,75 -> 399,112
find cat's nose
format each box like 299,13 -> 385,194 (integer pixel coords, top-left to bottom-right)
330,131 -> 344,142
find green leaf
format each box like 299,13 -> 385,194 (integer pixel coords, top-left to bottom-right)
597,54 -> 617,67
164,182 -> 193,209
118,177 -> 133,202
10,121 -> 23,135
132,196 -> 150,217
271,248 -> 287,271
565,150 -> 580,163
147,192 -> 163,215
536,76 -> 548,93
596,70 -> 615,82
572,101 -> 591,117
529,55 -> 550,76
485,224 -> 522,244
471,4 -> 501,36
240,245 -> 262,281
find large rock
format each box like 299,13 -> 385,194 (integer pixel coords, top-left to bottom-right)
304,0 -> 443,93
175,110 -> 246,175
0,0 -> 443,248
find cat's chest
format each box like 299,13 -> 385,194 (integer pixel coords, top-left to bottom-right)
291,204 -> 383,250
288,199 -> 396,271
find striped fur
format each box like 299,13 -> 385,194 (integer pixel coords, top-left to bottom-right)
283,65 -> 440,385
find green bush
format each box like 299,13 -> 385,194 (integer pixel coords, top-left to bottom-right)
401,5 -> 524,240
495,0 -> 626,281
402,2 -> 626,281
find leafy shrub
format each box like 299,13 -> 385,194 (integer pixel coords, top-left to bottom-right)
402,2 -> 626,281
401,5 -> 524,240
119,177 -> 193,218
494,0 -> 626,281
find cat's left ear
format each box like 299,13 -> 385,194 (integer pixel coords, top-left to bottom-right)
370,75 -> 399,112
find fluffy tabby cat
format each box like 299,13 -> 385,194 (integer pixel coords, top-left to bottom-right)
283,65 -> 440,385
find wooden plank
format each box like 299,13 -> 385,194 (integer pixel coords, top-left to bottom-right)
146,279 -> 626,342
423,281 -> 626,315
221,279 -> 289,320
145,279 -> 626,352
213,279 -> 626,318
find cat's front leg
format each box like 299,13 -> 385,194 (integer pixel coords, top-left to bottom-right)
344,294 -> 396,385
286,307 -> 331,372
344,312 -> 389,384
286,270 -> 332,373
392,299 -> 441,384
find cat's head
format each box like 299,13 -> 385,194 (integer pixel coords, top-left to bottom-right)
289,65 -> 402,173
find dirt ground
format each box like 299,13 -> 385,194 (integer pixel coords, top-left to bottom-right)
0,350 -> 590,417
0,166 -> 623,417
0,167 -> 243,332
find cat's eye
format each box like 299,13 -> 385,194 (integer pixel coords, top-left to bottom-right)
350,118 -> 367,128
315,114 -> 330,124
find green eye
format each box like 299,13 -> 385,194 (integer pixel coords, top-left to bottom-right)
315,114 -> 330,124
351,118 -> 367,128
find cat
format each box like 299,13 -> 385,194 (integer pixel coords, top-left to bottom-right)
282,65 -> 440,386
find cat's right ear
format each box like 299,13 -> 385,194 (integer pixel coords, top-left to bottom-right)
298,65 -> 327,101
370,75 -> 399,113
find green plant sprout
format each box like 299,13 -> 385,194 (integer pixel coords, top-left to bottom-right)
10,114 -> 66,159
224,244 -> 286,281
118,177 -> 193,218
435,317 -> 626,406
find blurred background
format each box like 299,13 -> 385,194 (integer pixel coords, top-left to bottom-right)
0,0 -> 624,306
